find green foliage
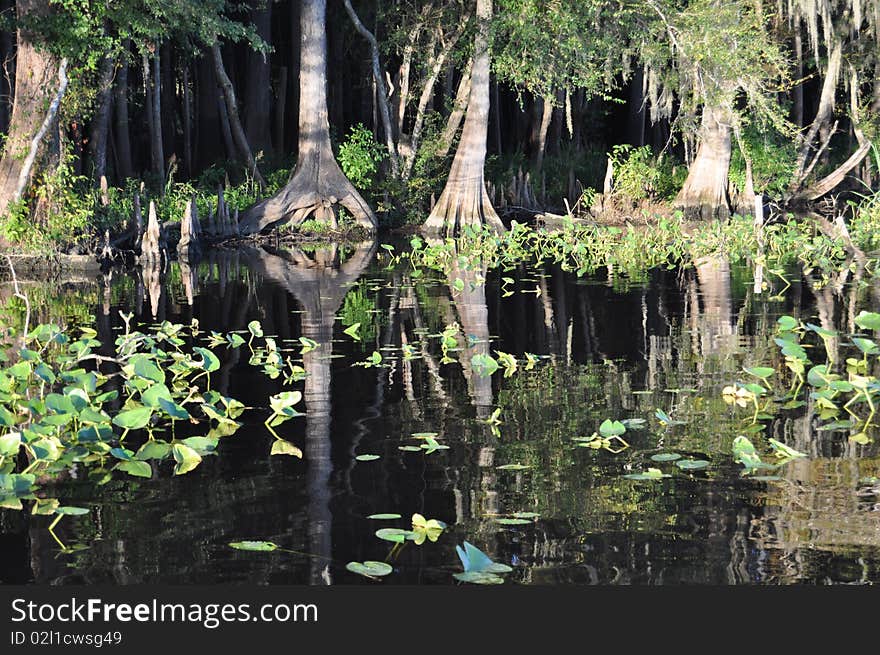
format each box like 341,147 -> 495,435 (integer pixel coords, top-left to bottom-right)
338,123 -> 387,192
607,145 -> 683,202
340,281 -> 379,345
729,125 -> 797,198
1,153 -> 94,253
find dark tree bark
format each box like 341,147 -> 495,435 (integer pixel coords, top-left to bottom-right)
244,2 -> 273,158
113,42 -> 134,180
160,42 -> 175,164
211,42 -> 265,186
143,50 -> 164,180
182,63 -> 193,178
0,0 -> 60,218
87,55 -> 115,183
195,55 -> 224,170
423,0 -> 504,236
0,0 -> 14,136
239,0 -> 376,234
627,66 -> 646,147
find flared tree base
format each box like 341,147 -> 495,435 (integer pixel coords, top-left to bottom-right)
422,176 -> 505,237
239,149 -> 376,235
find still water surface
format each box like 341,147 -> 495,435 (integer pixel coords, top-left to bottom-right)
2,241 -> 879,584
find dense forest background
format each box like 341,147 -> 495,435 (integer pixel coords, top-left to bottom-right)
0,0 -> 876,250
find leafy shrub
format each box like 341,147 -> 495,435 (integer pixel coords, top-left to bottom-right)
606,144 -> 683,202
728,125 -> 796,199
338,123 -> 387,191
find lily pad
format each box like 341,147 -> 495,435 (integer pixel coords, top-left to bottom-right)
229,540 -> 278,552
495,518 -> 533,525
346,561 -> 392,578
367,513 -> 402,520
675,459 -> 710,471
453,571 -> 504,585
355,454 -> 381,461
650,452 -> 682,462
375,528 -> 414,543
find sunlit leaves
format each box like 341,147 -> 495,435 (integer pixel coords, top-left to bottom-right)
172,443 -> 202,475
230,541 -> 278,552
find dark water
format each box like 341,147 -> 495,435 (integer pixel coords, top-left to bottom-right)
2,241 -> 880,585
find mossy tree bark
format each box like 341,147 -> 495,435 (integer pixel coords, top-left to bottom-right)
674,104 -> 732,221
0,0 -> 60,219
239,0 -> 375,234
422,0 -> 504,236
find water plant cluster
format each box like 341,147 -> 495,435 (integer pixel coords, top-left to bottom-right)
392,208 -> 880,285
0,311 -> 318,547
723,311 -> 880,446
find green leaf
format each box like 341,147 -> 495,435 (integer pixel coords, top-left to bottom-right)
114,460 -> 152,478
768,438 -> 806,459
247,321 -> 264,338
346,561 -> 393,578
135,440 -> 172,461
112,406 -> 153,430
598,419 -> 626,437
495,518 -> 533,525
193,347 -> 220,373
675,459 -> 710,471
343,323 -> 362,341
0,405 -> 17,427
733,436 -> 763,469
141,383 -> 172,408
55,506 -> 90,516
471,353 -> 500,377
623,468 -> 670,480
0,431 -> 20,457
270,440 -> 303,457
744,366 -> 774,379
158,397 -> 190,420
375,528 -> 414,543
132,355 -> 165,384
453,571 -> 504,585
650,452 -> 681,462
851,337 -> 879,355
229,540 -> 277,552
854,311 -> 880,331
776,315 -> 799,331
179,436 -> 218,455
269,391 -> 302,414
355,454 -> 380,461
172,443 -> 202,475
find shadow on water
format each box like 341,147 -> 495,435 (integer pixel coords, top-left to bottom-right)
1,238 -> 880,585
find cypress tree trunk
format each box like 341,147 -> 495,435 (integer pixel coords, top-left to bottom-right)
674,104 -> 732,221
0,0 -> 14,136
627,66 -> 646,146
195,55 -> 225,170
423,0 -> 504,236
87,55 -> 115,182
211,42 -> 265,186
113,42 -> 134,180
239,0 -> 375,234
0,0 -> 60,218
244,2 -> 273,158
